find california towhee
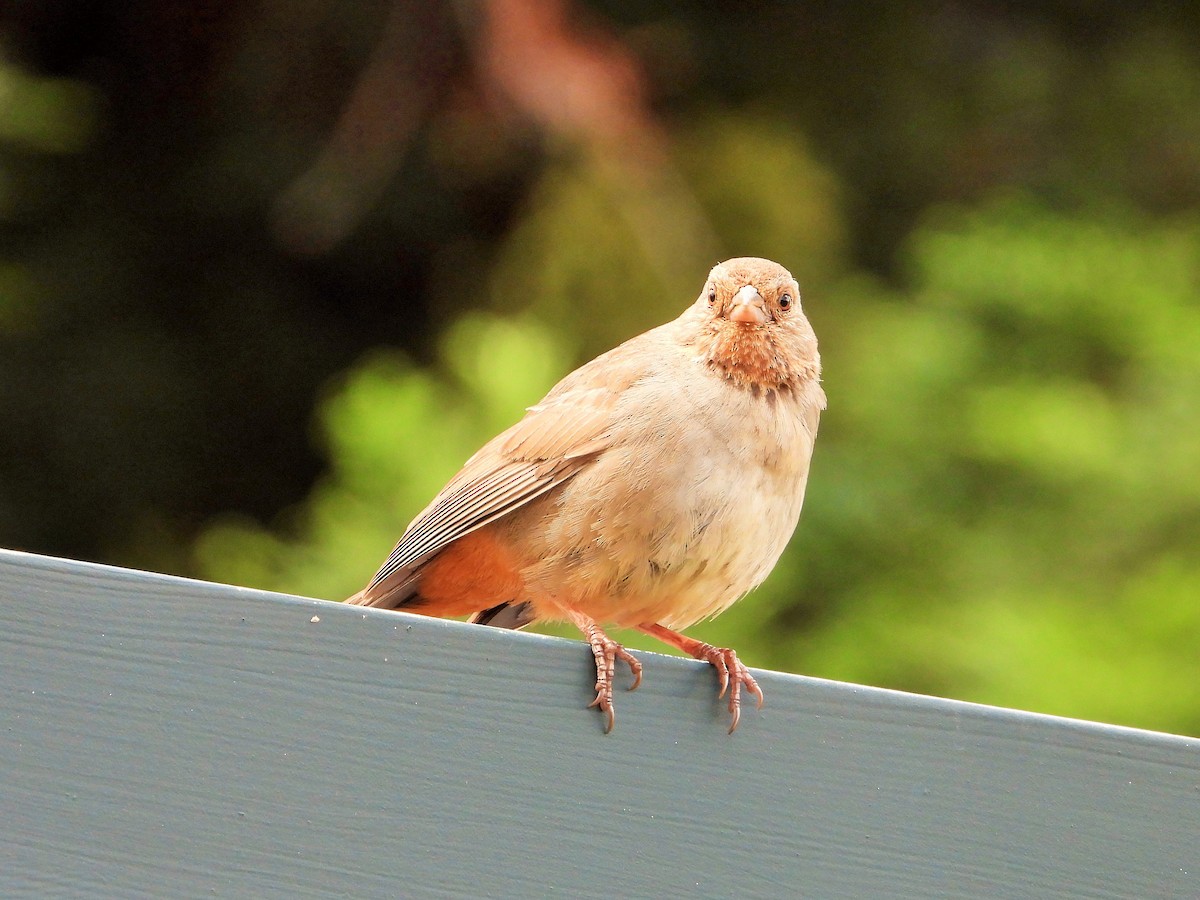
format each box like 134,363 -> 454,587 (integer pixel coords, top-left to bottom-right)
349,257 -> 825,732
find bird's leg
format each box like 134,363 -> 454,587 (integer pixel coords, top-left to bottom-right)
637,623 -> 763,733
562,607 -> 642,733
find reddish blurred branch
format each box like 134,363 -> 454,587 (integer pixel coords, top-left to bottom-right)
272,0 -> 715,276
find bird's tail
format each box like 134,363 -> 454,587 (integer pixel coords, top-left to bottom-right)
468,600 -> 536,630
344,571 -> 422,610
348,583 -> 535,630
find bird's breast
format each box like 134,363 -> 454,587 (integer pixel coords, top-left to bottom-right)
510,366 -> 820,630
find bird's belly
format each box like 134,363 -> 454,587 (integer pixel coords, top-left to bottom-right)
512,386 -> 815,630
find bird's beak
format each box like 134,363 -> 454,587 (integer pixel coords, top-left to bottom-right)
728,285 -> 768,325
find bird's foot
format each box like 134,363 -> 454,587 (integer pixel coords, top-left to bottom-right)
564,609 -> 642,732
637,623 -> 763,733
700,644 -> 763,733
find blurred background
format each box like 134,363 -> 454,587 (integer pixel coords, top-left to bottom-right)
3,1 -> 1199,734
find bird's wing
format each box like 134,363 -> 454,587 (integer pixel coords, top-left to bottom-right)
356,379 -> 623,606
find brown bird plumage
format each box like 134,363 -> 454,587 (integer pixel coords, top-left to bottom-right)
349,257 -> 825,732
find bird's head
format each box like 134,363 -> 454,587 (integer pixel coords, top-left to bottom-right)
687,257 -> 820,392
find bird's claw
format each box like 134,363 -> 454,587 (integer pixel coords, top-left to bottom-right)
634,623 -> 764,733
583,627 -> 642,733
701,646 -> 762,733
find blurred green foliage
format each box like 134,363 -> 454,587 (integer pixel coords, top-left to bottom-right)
0,60 -> 96,333
196,313 -> 571,600
4,3 -> 1200,734
793,198 -> 1200,732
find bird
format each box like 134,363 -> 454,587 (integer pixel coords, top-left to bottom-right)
348,257 -> 825,733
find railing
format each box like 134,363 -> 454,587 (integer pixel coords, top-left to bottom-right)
2,547 -> 1198,897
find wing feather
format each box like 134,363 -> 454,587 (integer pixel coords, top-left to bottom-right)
357,380 -> 623,606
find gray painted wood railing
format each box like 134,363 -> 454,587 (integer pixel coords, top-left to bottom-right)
2,547 -> 1198,897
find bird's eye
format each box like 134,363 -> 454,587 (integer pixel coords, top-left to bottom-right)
707,290 -> 717,306
779,293 -> 793,311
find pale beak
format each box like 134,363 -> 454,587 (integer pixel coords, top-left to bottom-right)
728,284 -> 768,325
